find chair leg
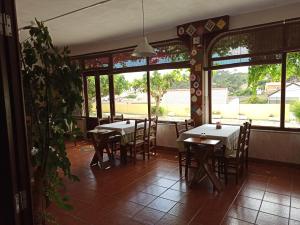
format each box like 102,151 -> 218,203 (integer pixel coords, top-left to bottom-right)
235,166 -> 239,185
246,150 -> 249,169
147,143 -> 150,160
178,152 -> 182,177
224,160 -> 228,185
185,152 -> 189,179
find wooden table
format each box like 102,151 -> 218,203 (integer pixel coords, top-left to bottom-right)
96,120 -> 141,163
178,124 -> 240,192
88,129 -> 117,168
184,137 -> 223,192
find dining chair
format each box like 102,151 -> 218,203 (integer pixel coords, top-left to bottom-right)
244,119 -> 252,169
175,121 -> 191,177
111,114 -> 124,122
185,119 -> 195,130
127,119 -> 147,163
98,116 -> 111,125
214,124 -> 247,184
145,116 -> 158,158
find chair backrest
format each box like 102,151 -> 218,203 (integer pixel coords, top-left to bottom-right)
235,125 -> 247,160
148,116 -> 158,140
245,120 -> 252,147
185,119 -> 195,131
133,119 -> 147,145
98,117 -> 111,125
112,114 -> 124,122
175,122 -> 188,138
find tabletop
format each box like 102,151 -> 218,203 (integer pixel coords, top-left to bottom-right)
177,124 -> 240,151
96,120 -> 141,136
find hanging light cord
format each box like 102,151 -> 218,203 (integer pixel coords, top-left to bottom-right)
142,0 -> 145,37
18,0 -> 112,30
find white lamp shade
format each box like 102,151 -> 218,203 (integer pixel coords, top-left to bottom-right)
132,37 -> 156,57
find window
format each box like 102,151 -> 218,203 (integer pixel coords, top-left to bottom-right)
80,39 -> 190,121
99,75 -> 110,117
211,65 -> 281,127
209,20 -> 300,130
86,76 -> 96,117
150,69 -> 190,121
285,51 -> 300,128
113,52 -> 146,69
114,72 -> 148,119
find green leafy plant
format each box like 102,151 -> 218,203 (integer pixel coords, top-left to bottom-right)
290,101 -> 300,121
21,20 -> 82,224
131,69 -> 189,115
151,106 -> 166,116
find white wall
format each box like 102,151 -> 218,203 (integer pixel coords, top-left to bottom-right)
157,123 -> 300,165
70,2 -> 300,56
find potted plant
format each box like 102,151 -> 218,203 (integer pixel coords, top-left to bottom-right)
21,20 -> 83,224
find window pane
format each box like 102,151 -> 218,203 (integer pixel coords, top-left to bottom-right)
150,69 -> 190,121
100,75 -> 110,117
149,41 -> 190,65
113,52 -> 146,69
114,72 -> 148,119
285,51 -> 300,128
211,65 -> 281,127
84,56 -> 109,70
87,76 -> 97,117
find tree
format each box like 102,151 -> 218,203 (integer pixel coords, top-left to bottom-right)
87,75 -> 129,114
132,69 -> 189,115
21,20 -> 82,224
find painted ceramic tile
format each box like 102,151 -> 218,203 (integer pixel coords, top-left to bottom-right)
186,24 -> 197,36
196,89 -> 202,96
178,26 -> 185,36
190,74 -> 196,81
195,64 -> 202,71
191,49 -> 197,56
190,88 -> 195,94
205,19 -> 216,32
216,19 -> 226,30
190,59 -> 196,66
193,82 -> 199,89
196,107 -> 202,116
191,95 -> 198,102
193,36 -> 201,45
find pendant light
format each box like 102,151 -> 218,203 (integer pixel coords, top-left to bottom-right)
132,0 -> 156,57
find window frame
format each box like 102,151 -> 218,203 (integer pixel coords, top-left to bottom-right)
207,20 -> 300,131
77,38 -> 191,122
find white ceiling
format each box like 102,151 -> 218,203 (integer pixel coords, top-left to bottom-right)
16,0 -> 300,46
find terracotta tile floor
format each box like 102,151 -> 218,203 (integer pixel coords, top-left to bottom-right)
48,141 -> 300,225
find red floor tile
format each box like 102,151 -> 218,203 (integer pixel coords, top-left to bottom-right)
48,141 -> 300,225
256,212 -> 288,225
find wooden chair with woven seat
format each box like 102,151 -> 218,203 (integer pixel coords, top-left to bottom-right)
98,116 -> 111,125
111,114 -> 124,122
214,124 -> 247,184
127,119 -> 147,163
185,119 -> 195,130
175,121 -> 189,177
145,116 -> 158,158
244,119 -> 252,169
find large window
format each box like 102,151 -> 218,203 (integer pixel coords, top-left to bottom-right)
285,51 -> 300,128
100,75 -> 110,117
77,39 -> 190,121
150,69 -> 190,121
209,21 -> 300,130
211,65 -> 281,127
87,76 -> 96,117
114,72 -> 148,119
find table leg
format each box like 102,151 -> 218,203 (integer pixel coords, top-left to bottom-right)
191,147 -> 223,192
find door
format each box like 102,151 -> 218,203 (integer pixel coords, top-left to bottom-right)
0,0 -> 33,224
